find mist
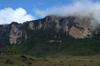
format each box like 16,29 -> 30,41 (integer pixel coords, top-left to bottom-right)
35,0 -> 100,24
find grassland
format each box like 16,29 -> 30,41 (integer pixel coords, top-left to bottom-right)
0,54 -> 100,66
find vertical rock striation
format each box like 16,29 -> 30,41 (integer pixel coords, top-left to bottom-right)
0,15 -> 99,44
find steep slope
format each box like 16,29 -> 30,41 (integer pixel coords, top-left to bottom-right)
0,15 -> 99,44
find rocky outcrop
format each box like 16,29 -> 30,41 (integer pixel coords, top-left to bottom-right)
9,24 -> 22,44
29,22 -> 34,30
0,15 -> 99,44
69,26 -> 83,38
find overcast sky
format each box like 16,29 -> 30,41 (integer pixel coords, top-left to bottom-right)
0,0 -> 100,24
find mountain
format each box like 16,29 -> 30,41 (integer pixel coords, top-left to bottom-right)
0,15 -> 100,45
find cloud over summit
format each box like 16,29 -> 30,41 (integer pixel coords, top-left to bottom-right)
0,7 -> 35,24
35,0 -> 100,23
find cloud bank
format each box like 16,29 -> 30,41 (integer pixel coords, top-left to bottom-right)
35,0 -> 100,23
0,7 -> 35,24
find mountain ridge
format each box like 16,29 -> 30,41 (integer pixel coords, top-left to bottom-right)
0,15 -> 99,44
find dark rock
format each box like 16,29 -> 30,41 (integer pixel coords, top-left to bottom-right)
90,60 -> 93,62
22,65 -> 25,66
29,58 -> 35,61
20,55 -> 27,61
27,62 -> 32,65
97,63 -> 100,66
5,59 -> 14,64
60,61 -> 63,63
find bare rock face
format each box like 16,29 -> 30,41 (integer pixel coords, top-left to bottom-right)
74,17 -> 95,38
0,15 -> 99,44
69,26 -> 83,38
37,20 -> 42,30
29,22 -> 34,30
9,24 -> 22,44
63,22 -> 69,35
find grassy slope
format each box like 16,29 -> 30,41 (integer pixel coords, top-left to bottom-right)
0,54 -> 100,66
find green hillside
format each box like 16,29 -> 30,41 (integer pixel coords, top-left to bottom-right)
13,31 -> 100,56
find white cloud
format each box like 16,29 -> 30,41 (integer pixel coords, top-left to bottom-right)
35,0 -> 100,23
0,7 -> 35,24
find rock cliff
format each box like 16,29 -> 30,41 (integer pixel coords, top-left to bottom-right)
0,15 -> 99,44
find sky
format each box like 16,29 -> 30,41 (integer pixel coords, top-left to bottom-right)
0,0 -> 100,24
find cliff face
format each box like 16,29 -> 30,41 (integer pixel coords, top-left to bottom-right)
0,15 -> 99,44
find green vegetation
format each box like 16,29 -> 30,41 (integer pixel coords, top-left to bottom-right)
15,31 -> 100,56
0,45 -> 18,55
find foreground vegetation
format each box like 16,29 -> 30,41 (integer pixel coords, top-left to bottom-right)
0,54 -> 100,66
